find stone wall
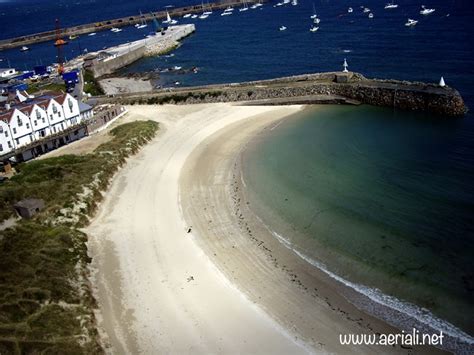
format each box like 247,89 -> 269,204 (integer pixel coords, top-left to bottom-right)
100,72 -> 467,117
90,46 -> 146,78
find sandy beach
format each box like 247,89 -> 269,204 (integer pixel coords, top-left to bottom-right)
86,103 -> 445,354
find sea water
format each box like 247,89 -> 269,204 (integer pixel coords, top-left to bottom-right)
242,105 -> 474,343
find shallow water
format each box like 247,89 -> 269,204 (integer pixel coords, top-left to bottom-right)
242,105 -> 474,339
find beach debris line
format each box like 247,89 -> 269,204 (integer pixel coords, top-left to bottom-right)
187,275 -> 194,282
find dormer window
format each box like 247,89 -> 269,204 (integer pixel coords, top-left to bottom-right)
68,98 -> 73,109
36,109 -> 41,120
52,105 -> 58,113
17,116 -> 23,127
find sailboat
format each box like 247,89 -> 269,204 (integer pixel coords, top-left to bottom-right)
279,25 -> 287,31
291,0 -> 298,6
239,1 -> 249,11
20,46 -> 29,52
313,16 -> 320,24
309,26 -> 319,32
310,3 -> 317,19
183,13 -> 192,18
368,13 -> 374,18
136,11 -> 148,29
163,11 -> 178,24
405,18 -> 418,26
203,1 -> 213,15
347,7 -> 353,13
420,5 -> 435,15
384,2 -> 398,9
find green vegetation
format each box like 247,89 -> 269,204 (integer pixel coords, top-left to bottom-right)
0,120 -> 159,353
139,90 -> 225,105
27,82 -> 66,94
83,69 -> 104,96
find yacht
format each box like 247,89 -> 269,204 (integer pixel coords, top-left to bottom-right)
199,13 -> 209,19
420,5 -> 435,15
239,2 -> 249,11
309,26 -> 319,32
384,2 -> 398,9
163,11 -> 178,24
368,13 -> 374,18
279,25 -> 287,31
224,6 -> 234,12
183,13 -> 192,18
348,7 -> 353,13
283,0 -> 290,4
191,14 -> 198,18
275,2 -> 284,7
88,32 -> 97,36
363,7 -> 370,13
111,27 -> 122,32
221,11 -> 232,16
405,18 -> 418,26
310,3 -> 317,18
20,46 -> 29,52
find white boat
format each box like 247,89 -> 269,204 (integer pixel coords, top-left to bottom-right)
136,11 -> 147,28
183,13 -> 192,18
88,32 -> 96,36
250,4 -> 258,9
199,13 -> 209,19
203,10 -> 213,15
291,0 -> 297,6
368,13 -> 374,18
363,7 -> 370,13
111,27 -> 122,32
20,46 -> 29,52
310,3 -> 317,18
275,2 -> 284,7
279,25 -> 287,31
239,2 -> 249,11
283,0 -> 290,4
313,17 -> 320,24
384,2 -> 398,9
221,11 -> 232,16
224,6 -> 234,12
348,7 -> 353,13
163,11 -> 178,24
191,14 -> 198,18
405,18 -> 418,26
309,26 -> 319,32
137,24 -> 147,29
420,5 -> 435,15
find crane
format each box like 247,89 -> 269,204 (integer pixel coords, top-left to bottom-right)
54,18 -> 68,74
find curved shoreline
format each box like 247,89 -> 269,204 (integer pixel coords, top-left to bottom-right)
86,104 -> 311,353
180,106 -> 451,354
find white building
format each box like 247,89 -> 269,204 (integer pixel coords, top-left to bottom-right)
0,92 -> 86,157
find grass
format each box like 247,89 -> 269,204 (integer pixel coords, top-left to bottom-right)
0,120 -> 159,353
27,82 -> 66,94
83,69 -> 104,96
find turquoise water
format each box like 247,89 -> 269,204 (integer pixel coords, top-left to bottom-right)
242,105 -> 474,342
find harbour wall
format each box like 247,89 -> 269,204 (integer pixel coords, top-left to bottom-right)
97,72 -> 467,117
0,0 -> 263,50
87,25 -> 195,77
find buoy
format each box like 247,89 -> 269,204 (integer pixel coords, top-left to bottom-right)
439,76 -> 446,87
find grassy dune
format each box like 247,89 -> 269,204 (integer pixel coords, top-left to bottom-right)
0,120 -> 159,353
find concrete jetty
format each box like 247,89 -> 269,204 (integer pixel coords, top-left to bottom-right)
0,0 -> 264,51
78,25 -> 195,77
98,72 -> 467,117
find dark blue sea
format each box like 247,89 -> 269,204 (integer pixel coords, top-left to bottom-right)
1,0 -> 473,351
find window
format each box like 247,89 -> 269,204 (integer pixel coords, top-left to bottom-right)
13,128 -> 16,134
7,141 -> 11,148
36,109 -> 41,120
58,111 -> 61,118
26,123 -> 30,129
5,131 -> 8,138
50,114 -> 53,120
17,116 -> 23,126
15,138 -> 19,145
0,143 -> 2,152
34,120 -> 37,126
52,105 -> 57,113
42,117 -> 45,123
0,127 -> 2,133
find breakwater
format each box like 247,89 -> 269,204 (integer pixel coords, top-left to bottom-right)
98,72 -> 467,117
0,0 -> 263,51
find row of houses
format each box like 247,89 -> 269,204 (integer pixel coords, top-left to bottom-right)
0,92 -> 93,159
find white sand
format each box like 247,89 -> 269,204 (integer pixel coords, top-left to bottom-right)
86,104 -> 310,354
99,77 -> 153,95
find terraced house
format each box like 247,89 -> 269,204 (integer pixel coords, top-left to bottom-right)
0,92 -> 88,161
